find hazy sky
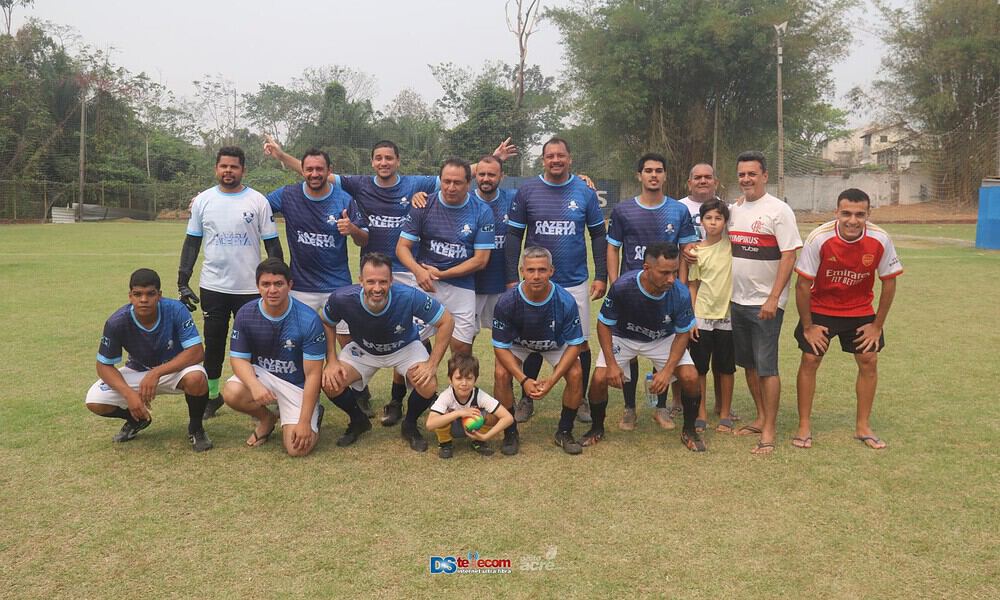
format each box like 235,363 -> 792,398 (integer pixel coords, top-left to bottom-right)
13,0 -> 888,127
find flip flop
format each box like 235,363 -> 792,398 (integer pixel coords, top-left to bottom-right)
734,425 -> 762,436
854,435 -> 887,450
716,418 -> 734,433
246,424 -> 275,448
751,441 -> 775,455
695,419 -> 707,433
791,435 -> 813,449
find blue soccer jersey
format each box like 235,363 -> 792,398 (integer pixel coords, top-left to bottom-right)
607,196 -> 699,273
267,183 -> 367,293
506,175 -> 606,287
97,299 -> 202,371
229,298 -> 326,388
491,282 -> 585,352
334,174 -> 439,272
400,192 -> 495,291
598,270 -> 695,342
475,188 -> 515,295
322,282 -> 445,356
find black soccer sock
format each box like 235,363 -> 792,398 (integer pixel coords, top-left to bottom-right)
589,400 -> 608,431
558,406 -> 579,434
390,381 -> 407,405
681,393 -> 701,434
521,353 -> 543,396
403,390 -> 435,428
623,359 -> 639,409
185,393 -> 209,433
504,413 -> 519,437
657,392 -> 668,408
101,407 -> 135,423
422,339 -> 433,354
580,349 -> 592,398
329,388 -> 367,426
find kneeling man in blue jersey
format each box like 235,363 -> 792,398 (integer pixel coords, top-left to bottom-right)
583,242 -> 706,452
320,253 -> 455,452
396,157 -> 494,356
492,246 -> 587,455
86,268 -> 213,451
223,259 -> 326,457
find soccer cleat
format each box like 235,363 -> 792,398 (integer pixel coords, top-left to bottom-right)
401,424 -> 429,452
681,430 -> 707,452
501,431 -> 520,456
357,388 -> 374,419
438,442 -> 454,459
203,396 -> 224,419
576,400 -> 592,423
580,428 -> 605,447
653,407 -> 675,430
554,431 -> 583,455
188,429 -> 214,452
619,407 -> 637,431
112,418 -> 151,443
336,418 -> 372,447
471,441 -> 495,456
381,401 -> 403,427
514,397 -> 535,423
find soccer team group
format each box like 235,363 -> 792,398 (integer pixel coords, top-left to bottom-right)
85,135 -> 902,457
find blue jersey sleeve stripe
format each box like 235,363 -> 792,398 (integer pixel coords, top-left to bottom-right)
588,219 -> 606,228
474,243 -> 495,250
506,220 -> 526,229
320,312 -> 338,326
230,351 -> 252,359
261,233 -> 279,240
597,314 -> 617,326
674,322 -> 695,334
427,306 -> 446,326
185,230 -> 203,237
303,352 -> 326,361
97,353 -> 120,365
679,234 -> 700,244
607,236 -> 623,247
566,337 -> 586,346
180,336 -> 202,348
400,232 -> 420,242
491,340 -> 512,349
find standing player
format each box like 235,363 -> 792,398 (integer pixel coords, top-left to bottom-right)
792,188 -> 902,450
223,259 -> 326,457
320,253 -> 455,452
505,137 -> 608,424
396,158 -> 494,356
606,153 -> 699,430
177,146 -> 283,420
471,155 -> 516,339
86,268 -> 213,451
583,242 -> 704,451
728,151 -> 802,454
493,246 -> 588,455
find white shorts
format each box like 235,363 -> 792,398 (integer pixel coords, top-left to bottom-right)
339,340 -> 429,392
85,365 -> 206,408
291,290 -> 349,334
595,334 -> 694,382
506,344 -> 574,368
476,293 -> 501,331
565,282 -> 591,337
393,272 -> 476,344
227,366 -> 320,432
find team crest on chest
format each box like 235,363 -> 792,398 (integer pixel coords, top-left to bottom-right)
166,339 -> 174,350
665,223 -> 675,234
242,211 -> 255,224
394,324 -> 405,334
461,223 -> 473,237
327,214 -> 338,225
399,196 -> 409,205
283,339 -> 296,350
750,218 -> 765,233
862,254 -> 875,267
567,200 -> 580,211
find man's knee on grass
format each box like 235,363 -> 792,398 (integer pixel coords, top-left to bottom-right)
179,371 -> 208,396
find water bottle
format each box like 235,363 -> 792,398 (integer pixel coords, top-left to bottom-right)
645,373 -> 657,407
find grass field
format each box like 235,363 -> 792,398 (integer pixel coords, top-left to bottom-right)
1,220 -> 997,599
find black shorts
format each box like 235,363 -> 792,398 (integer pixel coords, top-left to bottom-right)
794,313 -> 884,355
688,327 -> 736,375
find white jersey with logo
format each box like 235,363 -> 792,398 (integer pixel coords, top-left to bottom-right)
680,196 -> 705,239
429,386 -> 501,416
186,185 -> 279,294
728,193 -> 802,309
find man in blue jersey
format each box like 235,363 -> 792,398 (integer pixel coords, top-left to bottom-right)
504,137 -> 608,425
605,153 -> 699,431
86,269 -> 213,451
320,253 -> 456,452
582,242 -> 705,451
222,259 -> 326,457
472,155 -> 516,337
397,158 -> 494,356
493,246 -> 587,455
177,146 -> 283,420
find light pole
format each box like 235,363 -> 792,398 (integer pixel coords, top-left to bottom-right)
774,21 -> 787,200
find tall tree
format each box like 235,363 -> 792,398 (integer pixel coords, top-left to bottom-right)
1,0 -> 34,36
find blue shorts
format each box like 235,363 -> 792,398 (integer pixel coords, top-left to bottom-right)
730,303 -> 784,377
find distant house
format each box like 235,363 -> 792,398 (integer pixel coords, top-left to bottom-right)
860,123 -> 921,171
820,128 -> 865,167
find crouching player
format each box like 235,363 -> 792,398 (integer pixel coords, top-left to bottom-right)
492,246 -> 587,456
223,259 -> 326,457
87,268 -> 213,451
425,354 -> 514,458
583,242 -> 705,451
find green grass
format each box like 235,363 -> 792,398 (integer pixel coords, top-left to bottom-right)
1,221 -> 997,598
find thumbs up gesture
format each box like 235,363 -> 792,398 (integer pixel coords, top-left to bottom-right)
336,209 -> 353,235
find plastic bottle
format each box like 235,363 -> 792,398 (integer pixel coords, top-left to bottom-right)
644,373 -> 657,407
